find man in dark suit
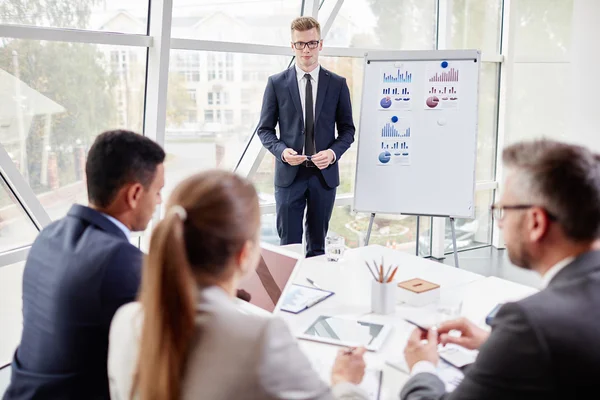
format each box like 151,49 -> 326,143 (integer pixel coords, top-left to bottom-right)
257,16 -> 355,257
401,139 -> 600,400
3,130 -> 165,400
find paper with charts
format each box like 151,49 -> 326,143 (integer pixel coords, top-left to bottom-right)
378,65 -> 413,111
425,60 -> 460,110
377,114 -> 411,166
279,284 -> 331,313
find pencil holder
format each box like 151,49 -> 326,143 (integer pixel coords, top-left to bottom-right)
371,280 -> 396,315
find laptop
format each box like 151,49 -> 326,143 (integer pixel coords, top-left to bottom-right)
237,242 -> 302,315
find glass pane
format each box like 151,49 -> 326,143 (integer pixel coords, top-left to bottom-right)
321,0 -> 437,50
476,63 -> 499,181
320,56 -> 363,195
164,50 -> 290,202
0,261 -> 25,366
259,208 -> 432,256
0,40 -> 147,220
0,177 -> 38,253
447,0 -> 502,53
0,0 -> 148,34
513,0 -> 573,59
508,63 -> 570,143
445,189 -> 493,252
171,0 -> 300,45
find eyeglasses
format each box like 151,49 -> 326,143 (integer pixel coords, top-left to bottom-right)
292,40 -> 321,50
490,204 -> 557,221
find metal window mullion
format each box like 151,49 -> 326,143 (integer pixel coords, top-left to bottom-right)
143,0 -> 173,224
0,24 -> 152,47
0,246 -> 30,268
0,145 -> 51,230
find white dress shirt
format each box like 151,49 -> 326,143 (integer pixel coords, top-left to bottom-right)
409,255 -> 577,379
295,64 -> 319,120
100,213 -> 131,240
281,64 -> 335,163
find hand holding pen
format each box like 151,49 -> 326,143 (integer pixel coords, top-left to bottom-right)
331,346 -> 367,385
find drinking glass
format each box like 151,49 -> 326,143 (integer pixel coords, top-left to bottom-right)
325,235 -> 345,262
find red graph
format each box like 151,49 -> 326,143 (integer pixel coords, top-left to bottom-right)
429,86 -> 456,94
429,68 -> 459,82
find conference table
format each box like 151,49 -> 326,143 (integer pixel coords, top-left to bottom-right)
277,244 -> 538,399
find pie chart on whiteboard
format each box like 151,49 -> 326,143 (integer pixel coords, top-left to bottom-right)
378,151 -> 391,164
426,96 -> 440,108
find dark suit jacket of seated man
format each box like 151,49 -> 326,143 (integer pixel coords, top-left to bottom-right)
257,17 -> 355,257
3,130 -> 165,400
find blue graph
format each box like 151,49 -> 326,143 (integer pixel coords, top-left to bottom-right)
381,124 -> 411,138
382,87 -> 410,95
381,141 -> 409,150
383,70 -> 412,83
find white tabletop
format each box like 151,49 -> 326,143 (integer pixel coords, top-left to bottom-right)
276,245 -> 539,399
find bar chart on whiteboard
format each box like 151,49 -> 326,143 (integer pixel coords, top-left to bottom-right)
377,113 -> 412,166
425,61 -> 461,110
378,65 -> 414,110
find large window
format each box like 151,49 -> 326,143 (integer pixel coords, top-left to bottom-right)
444,189 -> 494,252
171,0 -> 300,46
0,39 -> 146,220
0,0 -> 149,34
321,0 -> 437,50
513,0 -> 573,59
164,50 -> 290,204
447,0 -> 503,53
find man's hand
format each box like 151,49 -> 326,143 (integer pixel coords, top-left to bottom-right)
331,347 -> 367,385
311,150 -> 335,169
404,327 -> 439,371
282,148 -> 307,166
437,317 -> 490,350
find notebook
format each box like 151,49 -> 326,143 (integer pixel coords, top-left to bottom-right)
279,284 -> 334,314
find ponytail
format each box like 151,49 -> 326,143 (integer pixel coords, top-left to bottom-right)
132,210 -> 195,400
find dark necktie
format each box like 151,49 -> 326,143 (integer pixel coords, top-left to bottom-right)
304,73 -> 316,156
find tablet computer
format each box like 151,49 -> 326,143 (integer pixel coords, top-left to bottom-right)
297,315 -> 392,352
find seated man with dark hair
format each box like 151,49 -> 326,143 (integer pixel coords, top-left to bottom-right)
4,130 -> 165,400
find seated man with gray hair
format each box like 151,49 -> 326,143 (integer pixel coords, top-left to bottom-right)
401,139 -> 600,400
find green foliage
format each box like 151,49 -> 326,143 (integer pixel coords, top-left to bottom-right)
0,0 -> 116,193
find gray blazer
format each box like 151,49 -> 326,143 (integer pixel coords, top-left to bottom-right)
108,286 -> 368,400
401,250 -> 600,400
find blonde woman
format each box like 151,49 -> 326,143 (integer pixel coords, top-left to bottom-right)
108,170 -> 368,400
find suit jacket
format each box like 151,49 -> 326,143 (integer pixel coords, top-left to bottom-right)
401,250 -> 600,400
3,205 -> 142,400
108,286 -> 368,400
257,65 -> 355,188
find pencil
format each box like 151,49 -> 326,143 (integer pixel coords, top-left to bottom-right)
364,261 -> 378,281
383,265 -> 392,282
387,266 -> 399,283
379,264 -> 383,283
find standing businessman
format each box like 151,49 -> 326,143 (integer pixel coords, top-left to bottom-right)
257,16 -> 355,257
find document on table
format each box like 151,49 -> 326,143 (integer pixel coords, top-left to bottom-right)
279,284 -> 334,314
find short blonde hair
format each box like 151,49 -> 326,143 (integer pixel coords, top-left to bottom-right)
291,16 -> 321,37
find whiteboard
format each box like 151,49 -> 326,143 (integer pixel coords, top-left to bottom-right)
353,50 -> 480,219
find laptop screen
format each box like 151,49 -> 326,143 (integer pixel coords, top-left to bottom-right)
238,243 -> 300,313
